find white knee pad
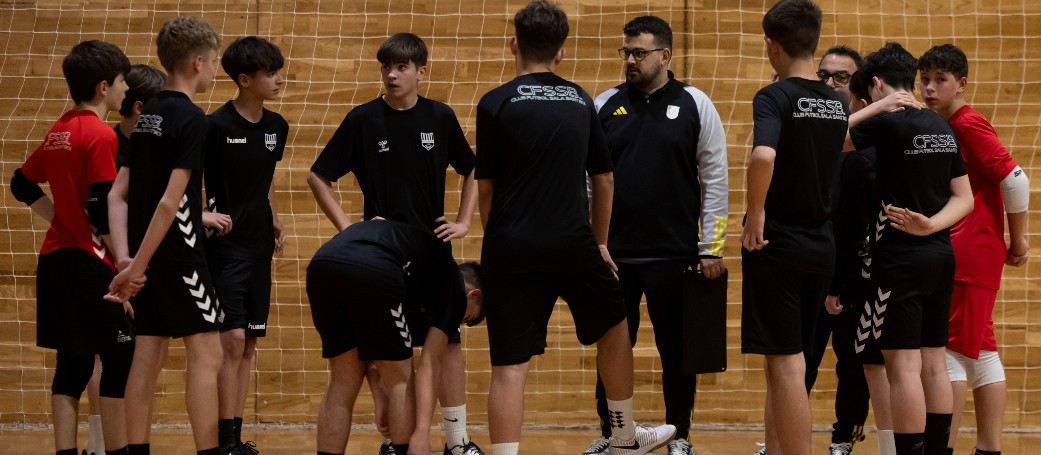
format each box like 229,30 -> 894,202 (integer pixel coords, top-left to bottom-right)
946,350 -> 1006,389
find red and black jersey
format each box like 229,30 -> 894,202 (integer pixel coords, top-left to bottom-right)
21,110 -> 117,270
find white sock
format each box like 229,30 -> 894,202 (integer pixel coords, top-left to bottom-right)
87,414 -> 105,455
491,442 -> 519,455
877,429 -> 896,455
606,398 -> 636,441
441,405 -> 469,449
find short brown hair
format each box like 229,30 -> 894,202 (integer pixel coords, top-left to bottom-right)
514,0 -> 569,63
762,0 -> 822,58
156,16 -> 220,73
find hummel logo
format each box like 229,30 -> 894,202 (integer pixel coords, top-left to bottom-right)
612,106 -> 628,116
378,140 -> 390,153
116,330 -> 132,343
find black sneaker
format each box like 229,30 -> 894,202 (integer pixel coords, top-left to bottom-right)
380,439 -> 396,455
444,441 -> 485,455
239,441 -> 259,455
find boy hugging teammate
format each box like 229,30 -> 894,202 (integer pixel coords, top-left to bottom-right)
743,1 -> 851,454
204,36 -> 289,455
11,40 -> 134,455
844,43 -> 974,455
106,16 -> 227,455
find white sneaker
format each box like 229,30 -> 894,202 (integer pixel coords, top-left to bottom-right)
753,442 -> 766,455
608,424 -> 676,455
829,442 -> 852,455
667,438 -> 693,455
581,436 -> 611,455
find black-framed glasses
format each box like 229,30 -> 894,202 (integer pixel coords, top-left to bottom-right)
817,69 -> 852,85
618,48 -> 664,61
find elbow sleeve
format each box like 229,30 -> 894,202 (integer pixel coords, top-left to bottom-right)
10,168 -> 45,205
87,180 -> 113,235
1000,166 -> 1029,213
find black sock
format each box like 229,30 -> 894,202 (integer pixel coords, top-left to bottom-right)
108,447 -> 130,455
197,448 -> 219,455
317,452 -> 343,455
895,433 -> 925,455
945,448 -> 954,455
128,443 -> 150,455
925,413 -> 953,455
234,416 -> 244,443
973,449 -> 1000,455
392,444 -> 409,454
56,449 -> 77,455
219,418 -> 237,448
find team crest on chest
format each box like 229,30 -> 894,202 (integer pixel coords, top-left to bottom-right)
420,132 -> 435,151
666,105 -> 680,119
265,133 -> 277,152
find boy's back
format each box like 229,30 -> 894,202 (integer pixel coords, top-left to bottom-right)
851,108 -> 967,254
127,90 -> 209,262
205,102 -> 288,260
22,110 -> 118,268
751,77 -> 848,270
475,72 -> 612,272
312,95 -> 474,231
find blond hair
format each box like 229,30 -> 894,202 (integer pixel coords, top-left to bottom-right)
156,16 -> 220,73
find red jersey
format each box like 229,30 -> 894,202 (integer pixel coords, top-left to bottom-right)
947,105 -> 1018,357
20,110 -> 118,271
947,105 -> 1017,290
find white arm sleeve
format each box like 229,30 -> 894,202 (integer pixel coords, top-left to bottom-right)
1001,166 -> 1029,213
686,86 -> 729,257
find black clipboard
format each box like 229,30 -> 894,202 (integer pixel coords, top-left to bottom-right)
681,266 -> 728,375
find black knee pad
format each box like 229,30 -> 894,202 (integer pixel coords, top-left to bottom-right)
52,351 -> 94,399
99,348 -> 134,398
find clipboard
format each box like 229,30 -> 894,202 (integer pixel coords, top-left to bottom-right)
681,266 -> 728,375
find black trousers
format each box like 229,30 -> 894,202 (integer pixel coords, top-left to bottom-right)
595,260 -> 696,439
805,278 -> 872,445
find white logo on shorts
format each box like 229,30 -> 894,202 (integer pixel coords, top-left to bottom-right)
390,303 -> 411,348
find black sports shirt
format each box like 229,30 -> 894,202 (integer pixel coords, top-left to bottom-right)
851,108 -> 968,255
114,125 -> 130,169
311,96 -> 475,231
475,72 -> 614,273
126,90 -> 208,265
204,101 -> 289,260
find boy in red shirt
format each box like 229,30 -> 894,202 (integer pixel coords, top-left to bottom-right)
919,44 -> 1030,455
10,40 -> 134,455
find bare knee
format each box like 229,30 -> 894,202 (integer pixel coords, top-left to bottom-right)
221,330 -> 247,362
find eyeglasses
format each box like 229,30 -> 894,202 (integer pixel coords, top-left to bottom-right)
618,48 -> 664,61
817,69 -> 852,85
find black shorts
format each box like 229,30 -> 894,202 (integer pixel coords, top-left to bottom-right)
741,249 -> 831,355
131,261 -> 222,338
846,274 -> 884,365
36,249 -> 135,355
211,259 -> 271,337
307,260 -> 425,361
871,250 -> 954,350
483,261 -> 626,366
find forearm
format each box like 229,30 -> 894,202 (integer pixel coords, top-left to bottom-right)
130,194 -> 180,272
589,172 -> 614,245
107,181 -> 130,262
268,182 -> 281,226
745,147 -> 775,214
1007,210 -> 1028,249
455,171 -> 478,226
29,197 -> 54,223
928,175 -> 974,234
477,179 -> 493,230
307,172 -> 350,231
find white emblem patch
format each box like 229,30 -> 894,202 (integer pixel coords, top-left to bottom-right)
421,132 -> 434,151
265,133 -> 277,152
666,105 -> 680,119
378,140 -> 390,153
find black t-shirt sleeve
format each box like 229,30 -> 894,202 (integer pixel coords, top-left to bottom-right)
203,116 -> 224,201
752,89 -> 783,150
585,102 -> 613,176
950,146 -> 968,178
849,115 -> 888,151
275,116 -> 289,162
474,101 -> 496,180
443,107 -> 475,176
176,113 -> 208,171
311,113 -> 355,182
